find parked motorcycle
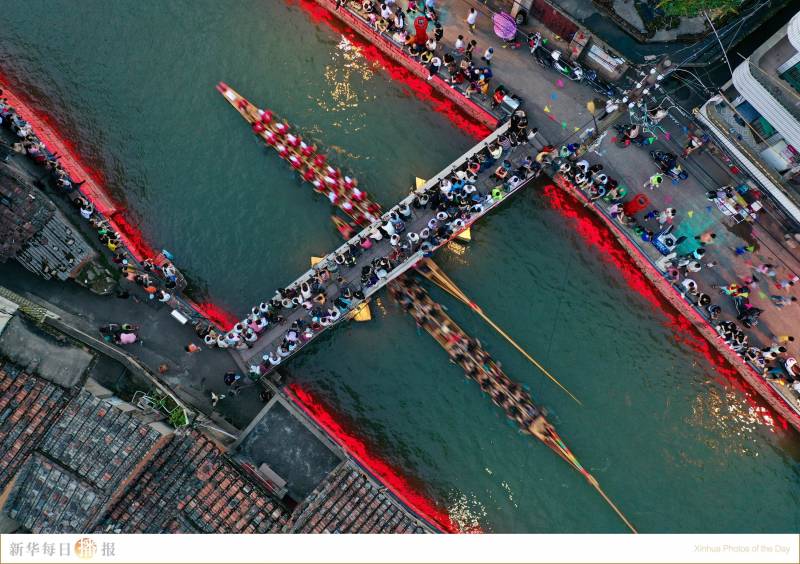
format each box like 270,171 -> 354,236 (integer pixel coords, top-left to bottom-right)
550,50 -> 583,81
614,124 -> 656,148
584,69 -> 616,98
99,323 -> 139,335
533,44 -> 553,69
734,296 -> 763,328
528,31 -> 542,55
650,150 -> 689,182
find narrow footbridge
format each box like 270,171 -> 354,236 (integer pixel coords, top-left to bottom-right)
217,85 -> 540,376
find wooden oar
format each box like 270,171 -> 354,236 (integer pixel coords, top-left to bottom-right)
391,278 -> 636,533
419,258 -> 582,406
543,429 -> 637,533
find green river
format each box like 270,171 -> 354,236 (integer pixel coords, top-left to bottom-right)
1,0 -> 798,532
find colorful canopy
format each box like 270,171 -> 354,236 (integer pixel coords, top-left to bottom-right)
493,12 -> 517,41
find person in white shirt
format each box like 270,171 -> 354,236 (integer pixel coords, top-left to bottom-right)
466,8 -> 477,32
454,34 -> 464,54
598,99 -> 619,121
680,278 -> 697,295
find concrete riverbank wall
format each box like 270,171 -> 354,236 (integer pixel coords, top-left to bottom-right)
0,78 -> 239,331
304,0 -> 800,432
311,0 -> 500,132
553,175 -> 800,432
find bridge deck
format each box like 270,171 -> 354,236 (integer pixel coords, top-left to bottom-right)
236,122 -> 542,374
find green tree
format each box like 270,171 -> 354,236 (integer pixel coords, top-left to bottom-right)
657,0 -> 743,17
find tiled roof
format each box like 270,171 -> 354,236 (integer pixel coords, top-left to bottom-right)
0,165 -> 94,280
286,462 -> 426,534
0,171 -> 53,262
98,430 -> 291,534
98,430 -> 221,533
161,513 -> 202,534
0,364 -> 431,535
39,390 -> 163,492
4,453 -> 103,533
184,459 -> 289,534
1,388 -> 166,533
0,360 -> 70,490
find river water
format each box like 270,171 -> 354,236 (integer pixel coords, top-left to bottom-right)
1,0 -> 798,533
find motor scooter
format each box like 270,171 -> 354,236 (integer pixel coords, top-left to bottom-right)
528,31 -> 542,55
650,150 -> 689,181
584,69 -> 616,98
533,43 -> 553,69
613,124 -> 655,148
550,50 -> 583,81
734,296 -> 762,328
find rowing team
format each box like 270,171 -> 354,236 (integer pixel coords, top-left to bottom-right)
240,100 -> 381,226
389,276 -> 552,440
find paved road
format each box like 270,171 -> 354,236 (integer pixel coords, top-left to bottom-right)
0,261 -> 264,429
429,0 -> 800,403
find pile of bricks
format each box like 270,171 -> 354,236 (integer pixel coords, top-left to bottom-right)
286,462 -> 425,534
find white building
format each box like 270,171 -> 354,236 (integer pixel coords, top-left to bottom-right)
697,10 -> 800,224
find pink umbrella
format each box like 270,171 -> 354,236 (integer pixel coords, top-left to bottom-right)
493,12 -> 517,41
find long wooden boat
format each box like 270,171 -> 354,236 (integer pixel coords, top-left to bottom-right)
388,276 -> 637,533
216,82 -> 381,227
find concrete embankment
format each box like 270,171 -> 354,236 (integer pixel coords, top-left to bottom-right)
552,175 -> 800,431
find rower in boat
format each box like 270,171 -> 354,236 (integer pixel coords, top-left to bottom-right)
217,83 -> 384,224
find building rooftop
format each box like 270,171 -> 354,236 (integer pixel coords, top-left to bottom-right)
233,398 -> 341,502
38,390 -> 165,492
1,387 -> 167,533
97,430 -> 290,534
0,159 -> 95,281
0,360 -> 71,491
4,452 -> 105,533
285,461 -> 426,534
181,454 -> 289,533
0,168 -> 53,262
0,316 -> 93,388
